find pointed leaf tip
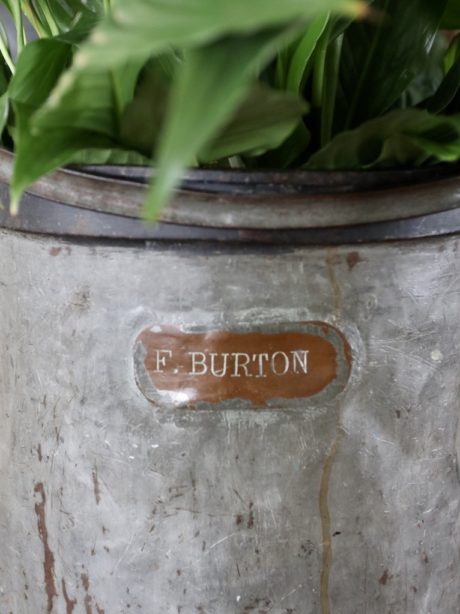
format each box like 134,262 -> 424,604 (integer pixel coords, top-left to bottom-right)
349,1 -> 373,20
10,195 -> 20,217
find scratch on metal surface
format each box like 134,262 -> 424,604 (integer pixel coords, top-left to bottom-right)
92,467 -> 101,505
319,428 -> 344,614
205,532 -> 238,554
266,583 -> 305,611
34,483 -> 57,614
372,435 -> 396,446
111,533 -> 135,576
455,413 -> 460,485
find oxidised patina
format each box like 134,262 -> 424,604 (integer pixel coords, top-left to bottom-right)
0,160 -> 459,613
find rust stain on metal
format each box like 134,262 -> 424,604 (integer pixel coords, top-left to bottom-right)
81,573 -> 93,614
326,248 -> 342,321
62,579 -> 77,613
49,246 -> 71,256
379,569 -> 393,585
346,251 -> 362,271
34,483 -> 57,614
92,467 -> 101,505
136,323 -> 351,408
96,606 -> 105,614
319,429 -> 344,614
247,502 -> 255,529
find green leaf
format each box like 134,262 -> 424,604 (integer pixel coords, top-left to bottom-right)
75,0 -> 368,70
285,14 -> 330,92
200,83 -> 308,161
0,91 -> 9,138
8,36 -> 145,211
26,0 -> 103,36
9,38 -> 72,112
335,0 -> 448,132
0,49 -> 10,141
444,32 -> 460,73
437,35 -> 460,115
307,108 -> 460,169
10,102 -> 112,211
401,33 -> 446,108
70,147 -> 149,165
145,26 -> 302,218
255,122 -> 311,169
32,69 -> 117,137
420,54 -> 460,114
119,57 -> 175,156
43,0 -> 103,27
319,32 -> 343,146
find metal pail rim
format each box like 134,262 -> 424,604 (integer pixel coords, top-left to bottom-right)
1,147 -> 460,231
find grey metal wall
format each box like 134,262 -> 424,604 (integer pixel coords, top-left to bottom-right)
0,229 -> 459,613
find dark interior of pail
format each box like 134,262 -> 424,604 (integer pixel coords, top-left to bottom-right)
76,161 -> 460,196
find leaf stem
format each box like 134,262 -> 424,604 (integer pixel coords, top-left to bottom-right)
344,0 -> 390,129
321,33 -> 343,146
41,1 -> 60,37
312,23 -> 331,109
12,0 -> 24,56
0,33 -> 15,73
22,1 -> 49,38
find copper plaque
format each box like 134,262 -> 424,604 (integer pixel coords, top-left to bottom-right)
134,323 -> 352,409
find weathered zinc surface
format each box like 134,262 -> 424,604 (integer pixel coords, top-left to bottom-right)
0,230 -> 459,613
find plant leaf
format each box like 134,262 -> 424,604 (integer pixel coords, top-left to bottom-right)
285,14 -> 330,92
119,57 -> 175,156
10,102 -> 112,211
28,0 -> 103,35
145,26 -> 302,218
200,83 -> 308,161
0,52 -> 9,138
75,0 -> 368,70
8,38 -> 72,112
444,32 -> 460,74
307,108 -> 460,169
8,36 -> 144,210
320,32 -> 343,146
70,147 -> 149,165
420,54 -> 460,114
32,69 -> 117,137
334,0 -> 448,132
401,33 -> 446,108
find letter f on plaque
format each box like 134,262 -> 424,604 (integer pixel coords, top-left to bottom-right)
153,349 -> 173,373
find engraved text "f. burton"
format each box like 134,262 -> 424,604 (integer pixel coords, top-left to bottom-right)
152,349 -> 309,378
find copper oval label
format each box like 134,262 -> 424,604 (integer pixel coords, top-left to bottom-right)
134,322 -> 352,409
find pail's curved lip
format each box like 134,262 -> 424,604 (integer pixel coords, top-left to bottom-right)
75,161 -> 460,194
1,147 -> 460,230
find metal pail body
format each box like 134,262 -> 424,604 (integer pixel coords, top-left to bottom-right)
0,149 -> 459,613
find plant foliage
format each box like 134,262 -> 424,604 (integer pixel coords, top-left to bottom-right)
1,0 -> 460,216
